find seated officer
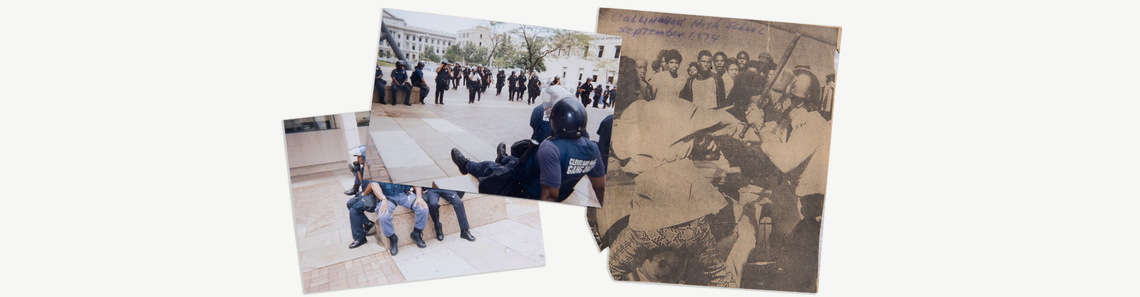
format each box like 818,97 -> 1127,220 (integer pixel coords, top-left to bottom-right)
450,99 -> 606,204
344,145 -> 368,196
356,181 -> 429,255
423,188 -> 476,241
390,60 -> 412,106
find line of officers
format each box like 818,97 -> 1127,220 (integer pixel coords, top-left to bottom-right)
373,60 -> 546,106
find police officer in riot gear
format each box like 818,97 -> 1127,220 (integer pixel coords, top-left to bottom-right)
532,99 -> 607,203
448,95 -> 604,204
412,61 -> 430,104
434,60 -> 451,104
390,60 -> 413,106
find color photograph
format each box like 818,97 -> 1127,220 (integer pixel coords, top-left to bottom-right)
283,112 -> 545,294
366,9 -> 624,207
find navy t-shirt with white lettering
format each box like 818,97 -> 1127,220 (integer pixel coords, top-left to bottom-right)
536,137 -> 605,201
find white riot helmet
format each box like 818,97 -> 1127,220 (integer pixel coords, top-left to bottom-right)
542,85 -> 575,117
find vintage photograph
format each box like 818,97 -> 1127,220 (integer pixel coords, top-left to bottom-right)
284,112 -> 545,294
366,9 -> 624,207
587,8 -> 839,292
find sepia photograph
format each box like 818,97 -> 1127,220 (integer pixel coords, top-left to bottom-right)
283,112 -> 545,294
366,9 -> 624,207
587,8 -> 839,292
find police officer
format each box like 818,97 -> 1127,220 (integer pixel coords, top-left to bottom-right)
434,60 -> 451,104
578,78 -> 593,107
495,70 -> 506,96
423,188 -> 477,241
344,145 -> 369,196
452,64 -> 462,90
507,71 -> 518,101
532,99 -> 606,203
481,66 -> 492,95
390,61 -> 413,106
466,68 -> 482,104
514,72 -> 528,101
526,72 -> 541,105
411,61 -> 430,104
530,84 -> 572,143
375,66 -> 388,104
357,181 -> 430,255
592,83 -> 603,108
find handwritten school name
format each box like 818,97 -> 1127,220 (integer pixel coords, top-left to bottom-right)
608,12 -> 766,44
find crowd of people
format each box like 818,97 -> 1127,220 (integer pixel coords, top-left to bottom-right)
591,48 -> 834,291
374,59 -> 624,111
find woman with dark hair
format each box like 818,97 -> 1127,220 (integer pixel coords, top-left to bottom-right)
723,61 -> 739,97
686,62 -> 700,78
651,49 -> 668,74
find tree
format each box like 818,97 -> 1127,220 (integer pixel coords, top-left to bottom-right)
512,25 -> 595,72
443,45 -> 463,63
480,22 -> 510,68
461,43 -> 488,65
422,45 -> 441,62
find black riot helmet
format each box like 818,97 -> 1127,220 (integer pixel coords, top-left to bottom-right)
395,60 -> 407,69
416,61 -> 425,69
549,98 -> 588,140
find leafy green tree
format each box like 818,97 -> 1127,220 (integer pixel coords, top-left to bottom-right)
422,45 -> 441,62
511,25 -> 594,72
461,43 -> 488,65
443,45 -> 463,63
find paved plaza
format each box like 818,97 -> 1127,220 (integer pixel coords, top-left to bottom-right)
289,134 -> 545,294
369,70 -> 614,207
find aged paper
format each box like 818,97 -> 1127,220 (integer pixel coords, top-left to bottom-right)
587,8 -> 839,292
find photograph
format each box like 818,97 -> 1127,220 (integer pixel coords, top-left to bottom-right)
365,8 -> 624,208
283,112 -> 545,294
587,8 -> 839,292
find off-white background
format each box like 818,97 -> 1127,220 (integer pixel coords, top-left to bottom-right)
2,1 -> 1137,296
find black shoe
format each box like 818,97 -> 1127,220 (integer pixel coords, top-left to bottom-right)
404,103 -> 412,106
495,142 -> 507,163
435,223 -> 444,241
344,188 -> 358,196
387,235 -> 399,256
451,148 -> 470,175
349,239 -> 367,249
411,229 -> 427,248
364,221 -> 375,235
460,230 -> 476,242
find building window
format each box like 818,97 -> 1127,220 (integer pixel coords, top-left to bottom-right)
283,116 -> 340,134
598,45 -> 605,58
614,45 -> 621,58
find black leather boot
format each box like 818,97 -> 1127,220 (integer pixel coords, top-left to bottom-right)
451,148 -> 470,175
460,229 -> 476,242
434,222 -> 445,241
495,142 -> 507,163
387,235 -> 399,256
411,228 -> 427,248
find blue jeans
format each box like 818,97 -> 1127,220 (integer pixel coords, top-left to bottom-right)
424,188 -> 470,230
346,196 -> 374,242
377,192 -> 428,237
